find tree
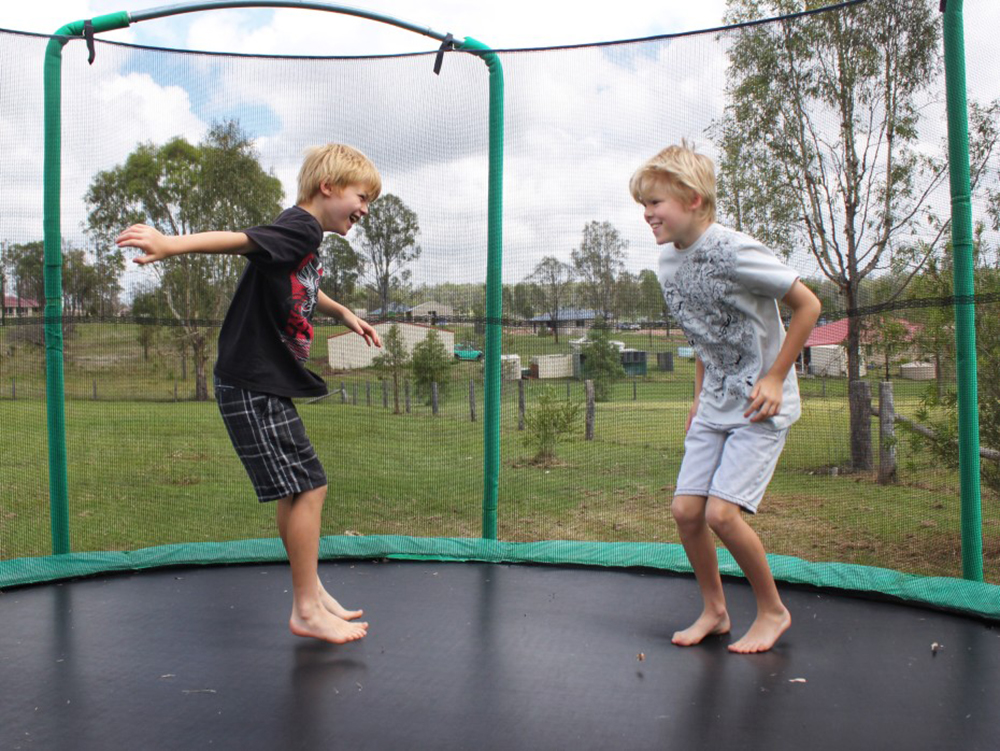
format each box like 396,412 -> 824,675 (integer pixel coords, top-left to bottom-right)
6,241 -> 44,307
571,221 -> 627,321
502,282 -> 536,323
528,256 -> 574,343
714,0 -> 996,468
637,269 -> 666,326
410,329 -> 452,403
85,121 -> 284,400
131,286 -> 165,361
861,314 -> 910,381
580,321 -> 626,402
372,324 -> 410,414
320,234 -> 364,307
355,194 -> 421,319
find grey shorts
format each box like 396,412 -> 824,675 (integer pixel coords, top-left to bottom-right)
674,417 -> 788,513
215,377 -> 327,502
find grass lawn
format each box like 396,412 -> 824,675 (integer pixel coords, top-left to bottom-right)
2,322 -> 996,583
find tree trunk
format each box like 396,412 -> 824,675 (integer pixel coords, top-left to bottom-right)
878,381 -> 897,484
849,379 -> 873,471
192,331 -> 209,401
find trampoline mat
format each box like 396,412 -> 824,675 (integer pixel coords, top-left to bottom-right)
2,559 -> 998,750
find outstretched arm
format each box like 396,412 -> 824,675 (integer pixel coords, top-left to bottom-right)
317,290 -> 381,348
117,224 -> 252,265
745,279 -> 822,422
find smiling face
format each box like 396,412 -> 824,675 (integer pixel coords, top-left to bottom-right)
640,179 -> 709,250
312,181 -> 372,235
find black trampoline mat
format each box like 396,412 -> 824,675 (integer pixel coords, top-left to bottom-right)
2,560 -> 998,751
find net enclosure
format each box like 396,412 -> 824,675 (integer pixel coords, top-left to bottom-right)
1,1 -> 999,623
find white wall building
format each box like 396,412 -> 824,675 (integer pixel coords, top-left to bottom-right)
328,322 -> 454,370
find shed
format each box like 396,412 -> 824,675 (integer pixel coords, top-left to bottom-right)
328,322 -> 454,370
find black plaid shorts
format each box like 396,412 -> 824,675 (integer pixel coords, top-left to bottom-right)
215,376 -> 328,502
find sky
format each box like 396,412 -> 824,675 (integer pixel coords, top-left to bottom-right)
2,1 -> 1000,294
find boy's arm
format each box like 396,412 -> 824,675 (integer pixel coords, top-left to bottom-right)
317,290 -> 382,348
745,279 -> 822,422
117,224 -> 251,265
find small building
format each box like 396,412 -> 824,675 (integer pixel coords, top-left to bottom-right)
328,321 -> 454,370
500,354 -> 522,380
529,308 -> 602,337
530,354 -> 574,379
3,295 -> 40,318
407,301 -> 453,323
899,361 -> 936,380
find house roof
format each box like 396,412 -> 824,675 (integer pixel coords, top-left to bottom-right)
530,308 -> 600,322
805,318 -> 921,348
4,295 -> 39,307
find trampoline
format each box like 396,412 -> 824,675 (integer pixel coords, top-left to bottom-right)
4,2 -> 1000,750
2,559 -> 999,751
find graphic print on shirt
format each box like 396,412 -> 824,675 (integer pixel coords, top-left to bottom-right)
281,253 -> 323,362
662,236 -> 760,404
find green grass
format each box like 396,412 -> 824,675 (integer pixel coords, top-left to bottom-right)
2,321 -> 996,583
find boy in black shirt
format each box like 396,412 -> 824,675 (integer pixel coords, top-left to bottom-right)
117,144 -> 382,644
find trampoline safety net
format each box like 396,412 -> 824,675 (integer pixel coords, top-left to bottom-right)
1,0 -> 999,619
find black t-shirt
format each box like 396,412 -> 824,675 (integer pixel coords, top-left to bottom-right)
214,206 -> 328,398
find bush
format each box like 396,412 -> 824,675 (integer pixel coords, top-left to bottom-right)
522,386 -> 581,464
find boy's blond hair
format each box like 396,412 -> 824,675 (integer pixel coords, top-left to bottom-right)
629,141 -> 716,223
296,143 -> 382,205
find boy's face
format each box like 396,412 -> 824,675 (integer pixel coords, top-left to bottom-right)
318,181 -> 372,235
641,180 -> 706,250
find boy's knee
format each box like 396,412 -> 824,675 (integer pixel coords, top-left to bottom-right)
705,499 -> 740,534
671,495 -> 705,527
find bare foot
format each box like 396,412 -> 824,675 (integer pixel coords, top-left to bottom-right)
317,578 -> 364,621
728,608 -> 791,654
672,610 -> 731,647
289,606 -> 369,644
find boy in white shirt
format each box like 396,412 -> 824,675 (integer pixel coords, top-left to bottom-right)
631,143 -> 821,653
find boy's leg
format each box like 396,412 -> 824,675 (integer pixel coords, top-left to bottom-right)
705,497 -> 790,653
670,494 -> 731,646
276,486 -> 368,644
275,492 -> 363,622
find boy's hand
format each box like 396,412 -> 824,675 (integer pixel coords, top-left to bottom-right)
745,373 -> 783,422
343,312 -> 381,348
116,224 -> 176,265
685,400 -> 699,432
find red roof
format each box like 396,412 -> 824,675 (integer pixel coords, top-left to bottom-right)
4,295 -> 39,308
805,318 -> 921,348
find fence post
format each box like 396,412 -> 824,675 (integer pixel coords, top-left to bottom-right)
633,379 -> 637,401
382,380 -> 388,409
585,379 -> 595,440
878,381 -> 897,484
518,378 -> 525,431
405,379 -> 411,414
174,381 -> 178,402
340,381 -> 347,404
849,380 -> 873,471
432,382 -> 439,416
469,379 -> 476,422
92,379 -> 97,401
353,382 -> 358,406
11,376 -> 15,400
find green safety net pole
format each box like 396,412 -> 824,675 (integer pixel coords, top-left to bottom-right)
942,0 -> 983,582
460,38 -> 504,540
43,12 -> 131,554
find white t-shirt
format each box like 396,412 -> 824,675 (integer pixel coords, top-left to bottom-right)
658,223 -> 801,430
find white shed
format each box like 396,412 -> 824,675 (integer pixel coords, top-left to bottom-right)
899,361 -> 936,380
808,345 -> 866,377
328,322 -> 454,370
530,354 -> 574,379
500,354 -> 522,380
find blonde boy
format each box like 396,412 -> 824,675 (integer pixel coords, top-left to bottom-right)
630,143 -> 821,653
117,144 -> 383,645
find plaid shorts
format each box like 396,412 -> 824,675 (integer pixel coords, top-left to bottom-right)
215,376 -> 327,502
